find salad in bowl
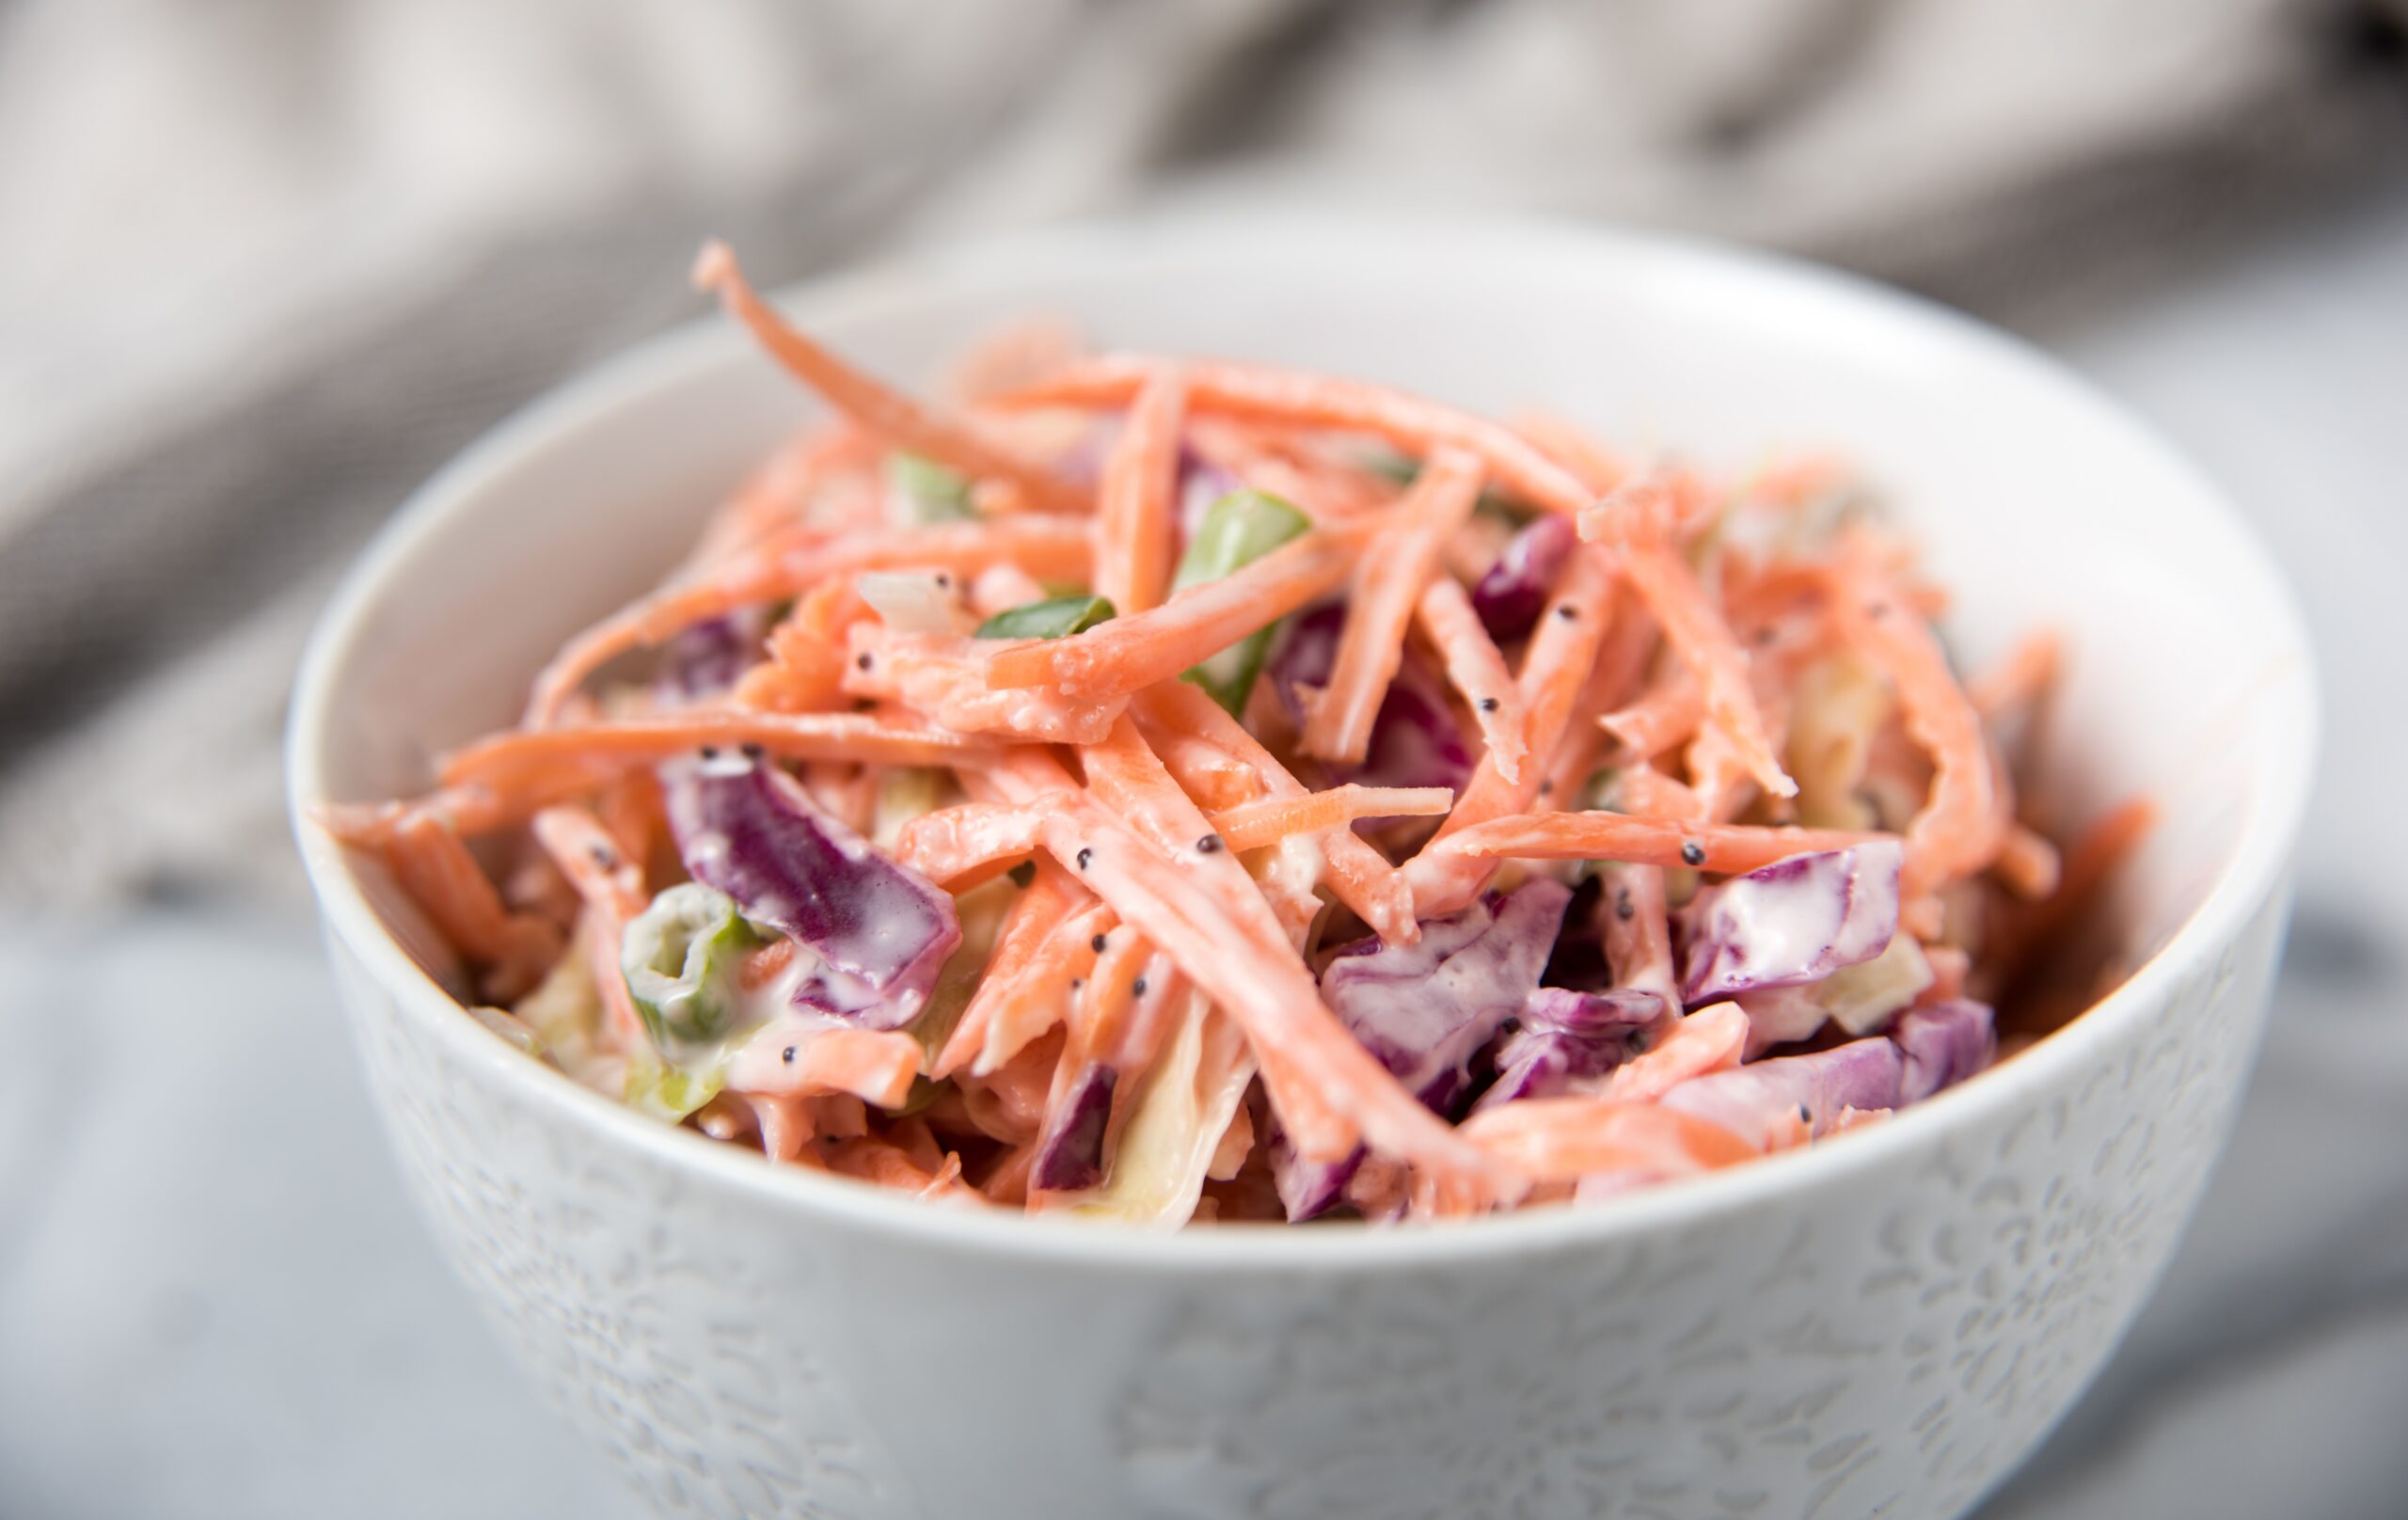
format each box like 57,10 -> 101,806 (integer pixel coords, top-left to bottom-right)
317,241 -> 2149,1228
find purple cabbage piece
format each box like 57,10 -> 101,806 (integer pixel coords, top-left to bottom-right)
1660,1037 -> 1904,1147
1271,879 -> 1574,1219
1891,999 -> 1998,1103
1679,841 -> 1904,1004
1473,987 -> 1669,1113
1471,515 -> 1576,642
657,610 -> 766,701
659,750 -> 960,1028
1029,1061 -> 1117,1193
1267,1124 -> 1362,1223
1265,603 -> 1476,798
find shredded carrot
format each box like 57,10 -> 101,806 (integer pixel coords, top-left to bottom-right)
1133,679 -> 1418,944
526,516 -> 1091,725
1139,725 -> 1265,812
730,1026 -> 922,1108
1599,1002 -> 1749,1102
1826,544 -> 2002,895
1406,544 -> 1616,916
1457,1098 -> 1757,1182
1417,576 -> 1529,783
1598,663 -> 1703,759
383,812 -> 562,998
694,242 -> 1084,515
1429,810 -> 1889,875
1092,366 -> 1188,613
1208,785 -> 1455,852
445,712 -> 994,800
1612,764 -> 1707,821
984,517 -> 1374,699
931,864 -> 1078,1078
1596,861 -> 1678,1006
1583,478 -> 1796,800
847,625 -> 1127,744
974,902 -> 1116,1078
731,579 -> 866,714
1302,447 -> 1484,765
529,805 -> 648,920
995,356 -> 1598,518
893,801 -> 1047,890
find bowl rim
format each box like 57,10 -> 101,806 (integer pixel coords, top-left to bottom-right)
288,210 -> 2319,1275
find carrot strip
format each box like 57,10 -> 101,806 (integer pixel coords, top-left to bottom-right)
893,801 -> 1047,890
383,812 -> 562,997
529,805 -> 648,920
932,865 -> 1079,1078
1428,810 -> 1889,875
1406,544 -> 1616,915
1208,785 -> 1455,852
847,625 -> 1127,744
1612,764 -> 1708,821
1582,478 -> 1796,800
526,516 -> 1090,725
1141,726 -> 1265,812
694,242 -> 1084,515
731,578 -> 866,714
994,356 -> 1596,519
1093,366 -> 1188,613
823,1135 -> 980,1202
1826,548 -> 2002,895
1534,594 -> 1656,816
1599,1002 -> 1749,1102
1302,447 -> 1484,764
984,518 -> 1374,698
728,1026 -> 922,1108
1458,1097 -> 1758,1182
1417,576 -> 1529,783
444,711 -> 994,796
1596,861 -> 1678,1006
1599,664 -> 1703,759
524,809 -> 649,1052
974,903 -> 1116,1078
1133,680 -> 1418,944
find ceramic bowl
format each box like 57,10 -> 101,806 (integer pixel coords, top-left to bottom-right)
289,216 -> 2316,1520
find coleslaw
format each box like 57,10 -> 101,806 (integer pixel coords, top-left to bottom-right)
318,240 -> 2150,1226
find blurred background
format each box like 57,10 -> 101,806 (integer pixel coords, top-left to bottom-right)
2,1 -> 2404,1515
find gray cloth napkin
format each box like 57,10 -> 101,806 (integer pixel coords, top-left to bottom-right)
3,0 -> 2401,908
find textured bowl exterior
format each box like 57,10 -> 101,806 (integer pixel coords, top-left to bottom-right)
323,888 -> 2286,1520
293,217 -> 2316,1520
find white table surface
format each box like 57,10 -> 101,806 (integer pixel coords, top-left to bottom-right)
4,191 -> 2403,1519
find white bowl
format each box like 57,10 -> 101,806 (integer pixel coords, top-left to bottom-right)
289,216 -> 2316,1520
